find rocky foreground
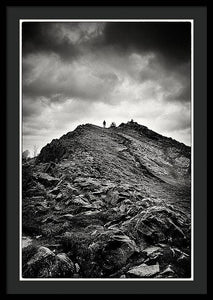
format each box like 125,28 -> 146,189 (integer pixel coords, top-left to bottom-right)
22,121 -> 191,278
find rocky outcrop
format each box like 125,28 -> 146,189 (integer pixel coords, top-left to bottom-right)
35,172 -> 60,187
127,263 -> 160,278
22,246 -> 75,278
22,122 -> 191,278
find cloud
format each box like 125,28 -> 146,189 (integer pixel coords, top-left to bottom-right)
22,52 -> 120,102
22,21 -> 192,153
22,22 -> 105,61
103,22 -> 191,65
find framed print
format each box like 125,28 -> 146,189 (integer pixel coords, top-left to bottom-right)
6,3 -> 207,295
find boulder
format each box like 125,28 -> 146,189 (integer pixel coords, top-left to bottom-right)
36,172 -> 60,187
95,231 -> 138,273
127,263 -> 160,278
23,246 -> 74,278
51,253 -> 75,277
121,199 -> 189,247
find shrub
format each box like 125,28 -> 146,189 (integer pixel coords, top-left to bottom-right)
110,122 -> 116,128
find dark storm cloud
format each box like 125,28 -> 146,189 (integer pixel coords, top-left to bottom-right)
22,21 -> 192,152
103,22 -> 191,66
23,22 -> 191,65
136,55 -> 191,103
22,22 -> 105,61
22,22 -> 191,104
22,22 -> 79,61
101,22 -> 191,104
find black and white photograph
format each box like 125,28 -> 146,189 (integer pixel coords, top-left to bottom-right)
21,20 -> 192,280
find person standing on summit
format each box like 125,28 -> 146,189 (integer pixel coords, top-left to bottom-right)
103,120 -> 106,128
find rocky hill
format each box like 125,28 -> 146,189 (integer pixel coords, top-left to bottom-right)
22,121 -> 191,278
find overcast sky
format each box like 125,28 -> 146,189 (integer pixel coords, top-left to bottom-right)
22,21 -> 191,156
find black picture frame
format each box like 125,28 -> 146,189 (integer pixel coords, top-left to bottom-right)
5,3 -> 207,295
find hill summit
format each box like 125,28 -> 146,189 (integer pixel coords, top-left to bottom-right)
22,121 -> 191,279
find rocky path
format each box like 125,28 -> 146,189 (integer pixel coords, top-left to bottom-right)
22,122 -> 191,278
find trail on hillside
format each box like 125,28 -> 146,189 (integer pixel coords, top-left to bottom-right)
22,122 -> 191,278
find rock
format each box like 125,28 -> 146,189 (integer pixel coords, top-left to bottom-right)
36,172 -> 60,187
105,188 -> 119,205
119,192 -> 130,197
160,265 -> 176,277
92,191 -> 103,196
177,251 -> 189,263
26,187 -> 45,197
23,246 -> 55,277
22,236 -> 33,249
75,263 -> 80,273
52,253 -> 75,277
143,246 -> 175,266
119,204 -> 126,213
35,202 -> 50,212
23,246 -> 74,278
41,216 -> 54,223
65,199 -> 72,205
66,183 -> 80,195
176,250 -> 190,274
49,186 -> 61,195
55,193 -> 63,201
91,200 -> 104,209
59,214 -> 74,220
23,122 -> 191,278
44,244 -> 62,250
37,139 -> 66,163
72,196 -> 90,206
143,246 -> 162,255
97,232 -> 138,273
82,210 -> 100,216
127,263 -> 160,278
121,199 -> 189,247
36,235 -> 42,239
54,205 -> 62,211
31,196 -> 45,201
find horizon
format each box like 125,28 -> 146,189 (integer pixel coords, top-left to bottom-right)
23,119 -> 191,157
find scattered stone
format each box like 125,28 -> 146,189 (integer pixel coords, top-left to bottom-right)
54,205 -> 62,211
22,122 -> 191,278
59,214 -> 74,220
160,265 -> 176,276
127,263 -> 160,278
49,187 -> 61,195
36,235 -> 42,239
55,193 -> 63,201
35,172 -> 60,187
65,199 -> 72,205
143,246 -> 162,256
75,263 -> 80,273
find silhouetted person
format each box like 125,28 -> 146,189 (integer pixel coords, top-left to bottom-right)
103,120 -> 106,128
